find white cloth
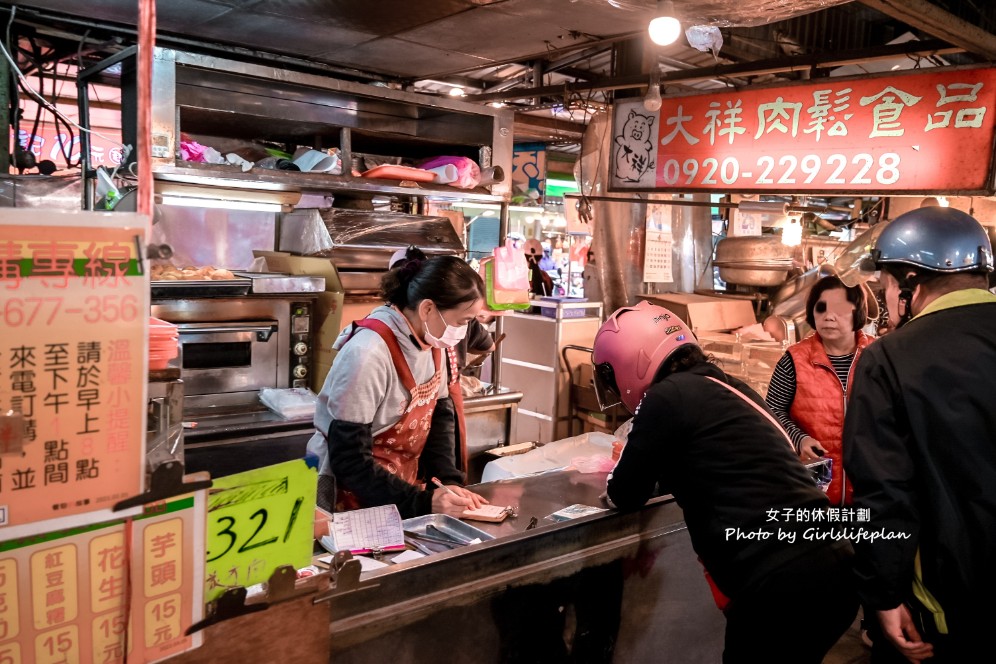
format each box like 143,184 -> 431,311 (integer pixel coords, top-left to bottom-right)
480,432 -> 615,482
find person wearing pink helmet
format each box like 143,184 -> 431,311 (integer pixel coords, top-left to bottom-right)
594,300 -> 858,663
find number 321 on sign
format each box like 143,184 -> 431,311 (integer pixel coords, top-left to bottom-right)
204,459 -> 317,602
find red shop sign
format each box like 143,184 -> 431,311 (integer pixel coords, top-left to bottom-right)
617,66 -> 996,194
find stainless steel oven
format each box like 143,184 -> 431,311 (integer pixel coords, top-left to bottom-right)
174,320 -> 282,395
151,295 -> 317,417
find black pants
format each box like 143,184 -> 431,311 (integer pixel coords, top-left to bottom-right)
722,545 -> 859,664
868,602 -> 985,664
491,562 -> 624,664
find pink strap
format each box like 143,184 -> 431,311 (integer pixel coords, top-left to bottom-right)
705,376 -> 793,449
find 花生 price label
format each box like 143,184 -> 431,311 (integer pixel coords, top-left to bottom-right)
0,493 -> 205,663
204,459 -> 316,602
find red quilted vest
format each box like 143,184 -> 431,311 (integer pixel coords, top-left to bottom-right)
787,331 -> 874,506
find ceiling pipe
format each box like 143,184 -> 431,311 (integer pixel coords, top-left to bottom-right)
12,7 -> 385,83
465,38 -> 962,103
565,193 -> 846,214
860,0 -> 996,60
421,30 -> 644,81
545,45 -> 614,73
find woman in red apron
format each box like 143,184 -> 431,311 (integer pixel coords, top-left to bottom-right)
307,250 -> 488,518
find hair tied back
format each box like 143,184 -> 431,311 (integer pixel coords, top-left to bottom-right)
396,257 -> 424,282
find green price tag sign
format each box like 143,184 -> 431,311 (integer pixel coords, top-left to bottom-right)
204,459 -> 316,602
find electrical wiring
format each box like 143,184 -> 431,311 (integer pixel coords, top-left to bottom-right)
25,37 -> 43,164
6,7 -> 20,163
1,6 -> 127,162
826,197 -> 885,232
567,84 -> 605,227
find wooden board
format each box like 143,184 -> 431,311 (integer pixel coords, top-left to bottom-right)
169,590 -> 331,664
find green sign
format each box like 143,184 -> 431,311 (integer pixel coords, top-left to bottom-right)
204,459 -> 316,602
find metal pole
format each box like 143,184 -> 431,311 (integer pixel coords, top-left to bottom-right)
490,200 -> 510,390
0,33 -> 9,175
564,193 -> 847,213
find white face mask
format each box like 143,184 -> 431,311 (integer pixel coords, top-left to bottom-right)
424,307 -> 467,349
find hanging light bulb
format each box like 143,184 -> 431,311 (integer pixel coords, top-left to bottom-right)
782,216 -> 803,247
648,0 -> 681,46
643,71 -> 662,112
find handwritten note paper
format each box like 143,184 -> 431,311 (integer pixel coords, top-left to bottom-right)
461,504 -> 510,523
327,505 -> 405,554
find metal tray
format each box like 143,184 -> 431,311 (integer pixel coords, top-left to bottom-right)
231,272 -> 326,293
337,270 -> 383,294
402,514 -> 495,544
150,278 -> 252,298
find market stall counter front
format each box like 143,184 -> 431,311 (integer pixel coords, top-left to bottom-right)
323,470 -> 725,663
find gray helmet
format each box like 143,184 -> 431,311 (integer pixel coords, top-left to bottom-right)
874,207 -> 993,274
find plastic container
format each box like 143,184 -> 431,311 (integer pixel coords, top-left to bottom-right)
611,440 -> 625,462
538,296 -> 588,319
360,164 -> 437,182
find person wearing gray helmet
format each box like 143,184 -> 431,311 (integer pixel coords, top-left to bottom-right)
843,206 -> 996,663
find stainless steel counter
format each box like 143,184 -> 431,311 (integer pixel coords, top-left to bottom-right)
463,386 -> 522,482
324,470 -> 725,663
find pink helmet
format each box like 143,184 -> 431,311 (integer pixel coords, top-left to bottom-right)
591,300 -> 698,413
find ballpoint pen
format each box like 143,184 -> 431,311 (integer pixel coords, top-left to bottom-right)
430,477 -> 457,495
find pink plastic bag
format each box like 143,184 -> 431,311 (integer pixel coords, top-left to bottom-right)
493,239 -> 530,292
419,156 -> 481,189
180,140 -> 207,162
180,140 -> 224,164
570,455 -> 616,473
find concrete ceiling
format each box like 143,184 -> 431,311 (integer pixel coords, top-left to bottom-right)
3,0 -> 995,152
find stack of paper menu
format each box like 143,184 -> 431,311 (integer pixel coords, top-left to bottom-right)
320,504 -> 406,555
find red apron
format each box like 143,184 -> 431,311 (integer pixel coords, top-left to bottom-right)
336,318 -> 464,510
446,347 -> 469,477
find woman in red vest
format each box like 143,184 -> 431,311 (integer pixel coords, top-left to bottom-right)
766,275 -> 874,506
306,250 -> 488,518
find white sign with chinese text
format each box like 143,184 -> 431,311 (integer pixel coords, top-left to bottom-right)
0,210 -> 149,539
0,492 -> 205,663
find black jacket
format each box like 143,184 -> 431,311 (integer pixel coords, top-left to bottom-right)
843,294 -> 996,633
327,396 -> 464,519
606,362 -> 834,598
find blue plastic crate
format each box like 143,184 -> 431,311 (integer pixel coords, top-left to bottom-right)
538,296 -> 589,318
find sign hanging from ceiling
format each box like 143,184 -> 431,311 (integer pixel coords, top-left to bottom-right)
610,66 -> 996,194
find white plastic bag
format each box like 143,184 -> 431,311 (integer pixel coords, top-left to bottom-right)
259,387 -> 318,419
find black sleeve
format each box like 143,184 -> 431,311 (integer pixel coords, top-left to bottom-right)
843,348 -> 920,611
417,396 -> 465,485
605,384 -> 675,510
465,319 -> 494,354
765,352 -> 809,451
326,420 -> 434,519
